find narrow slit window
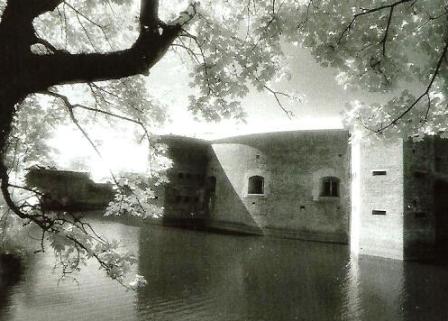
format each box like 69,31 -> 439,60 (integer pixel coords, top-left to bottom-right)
372,210 -> 387,215
320,177 -> 339,197
372,170 -> 387,176
415,212 -> 426,218
248,176 -> 264,195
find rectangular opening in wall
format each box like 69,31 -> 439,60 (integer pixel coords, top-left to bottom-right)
372,170 -> 387,176
372,210 -> 387,215
415,212 -> 426,218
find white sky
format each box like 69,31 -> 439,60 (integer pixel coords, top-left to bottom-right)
50,45 -> 384,181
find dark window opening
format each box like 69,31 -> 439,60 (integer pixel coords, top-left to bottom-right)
413,170 -> 427,178
372,210 -> 386,215
320,177 -> 339,197
415,212 -> 426,218
206,176 -> 217,211
255,154 -> 260,159
436,156 -> 442,172
178,173 -> 184,179
248,175 -> 264,194
207,176 -> 216,193
372,170 -> 387,176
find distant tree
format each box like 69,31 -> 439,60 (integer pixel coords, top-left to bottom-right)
0,0 -> 446,285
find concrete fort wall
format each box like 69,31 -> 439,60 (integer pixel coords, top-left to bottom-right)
403,137 -> 448,259
352,134 -> 448,261
158,130 -> 448,258
206,130 -> 350,243
351,137 -> 405,260
156,136 -> 210,226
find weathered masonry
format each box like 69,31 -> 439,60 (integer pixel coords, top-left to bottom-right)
351,134 -> 448,260
158,130 -> 350,244
157,129 -> 448,261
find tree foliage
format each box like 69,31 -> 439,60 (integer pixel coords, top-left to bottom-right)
297,0 -> 448,138
0,0 -> 447,285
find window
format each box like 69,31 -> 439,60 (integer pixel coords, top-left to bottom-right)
372,170 -> 387,176
320,177 -> 339,197
415,211 -> 426,218
206,176 -> 216,192
248,176 -> 264,194
372,210 -> 386,215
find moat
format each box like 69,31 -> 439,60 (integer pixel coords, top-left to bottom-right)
1,219 -> 447,321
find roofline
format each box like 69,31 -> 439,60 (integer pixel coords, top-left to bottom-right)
155,134 -> 210,145
158,129 -> 349,145
210,128 -> 349,143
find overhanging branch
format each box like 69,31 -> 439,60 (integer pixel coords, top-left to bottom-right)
376,36 -> 448,132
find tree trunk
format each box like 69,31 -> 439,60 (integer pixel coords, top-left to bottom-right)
0,89 -> 22,163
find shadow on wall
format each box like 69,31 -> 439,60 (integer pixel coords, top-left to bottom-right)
205,147 -> 264,235
207,130 -> 350,243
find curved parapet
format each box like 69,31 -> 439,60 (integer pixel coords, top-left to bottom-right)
206,130 -> 350,243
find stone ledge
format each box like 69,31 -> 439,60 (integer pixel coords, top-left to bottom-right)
263,226 -> 348,244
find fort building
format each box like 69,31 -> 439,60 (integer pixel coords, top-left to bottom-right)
156,129 -> 448,261
351,132 -> 448,260
25,129 -> 448,262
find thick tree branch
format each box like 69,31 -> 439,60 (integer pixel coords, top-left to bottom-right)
1,1 -> 197,94
140,0 -> 159,29
33,25 -> 181,88
376,36 -> 448,132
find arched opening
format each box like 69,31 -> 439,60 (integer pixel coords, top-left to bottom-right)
320,176 -> 339,197
248,175 -> 264,195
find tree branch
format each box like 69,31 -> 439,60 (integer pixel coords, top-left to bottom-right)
376,36 -> 448,132
10,2 -> 198,93
337,0 -> 413,44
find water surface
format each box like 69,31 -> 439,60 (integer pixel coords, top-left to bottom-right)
0,220 -> 447,321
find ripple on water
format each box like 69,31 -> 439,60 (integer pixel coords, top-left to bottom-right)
1,220 -> 448,321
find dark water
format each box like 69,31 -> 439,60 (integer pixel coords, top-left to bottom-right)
1,220 -> 448,321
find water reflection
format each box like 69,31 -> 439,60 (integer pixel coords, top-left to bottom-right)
1,221 -> 447,321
